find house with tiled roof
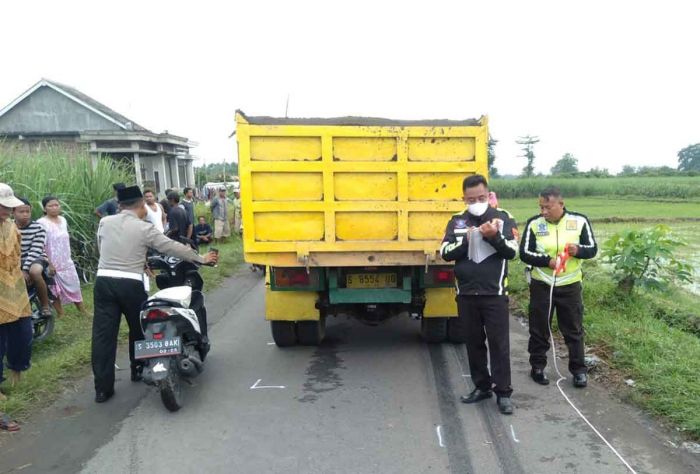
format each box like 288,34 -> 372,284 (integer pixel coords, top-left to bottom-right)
0,79 -> 195,196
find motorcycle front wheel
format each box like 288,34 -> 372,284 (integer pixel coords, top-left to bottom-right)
159,359 -> 183,412
32,306 -> 56,343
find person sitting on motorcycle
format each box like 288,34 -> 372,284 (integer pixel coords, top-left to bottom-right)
14,198 -> 52,317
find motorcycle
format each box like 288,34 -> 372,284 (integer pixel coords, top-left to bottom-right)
135,252 -> 213,412
27,268 -> 56,342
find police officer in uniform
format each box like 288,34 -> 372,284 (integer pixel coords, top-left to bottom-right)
520,186 -> 597,388
441,175 -> 519,415
92,186 -> 218,403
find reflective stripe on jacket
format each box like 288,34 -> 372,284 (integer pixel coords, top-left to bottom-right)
519,210 -> 597,286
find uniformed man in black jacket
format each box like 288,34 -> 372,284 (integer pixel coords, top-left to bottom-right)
441,174 -> 519,415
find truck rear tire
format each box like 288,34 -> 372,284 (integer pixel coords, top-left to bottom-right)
421,317 -> 447,343
271,321 -> 297,347
447,314 -> 468,343
297,319 -> 326,346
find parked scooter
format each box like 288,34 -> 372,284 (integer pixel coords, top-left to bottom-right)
27,269 -> 56,342
135,251 -> 214,411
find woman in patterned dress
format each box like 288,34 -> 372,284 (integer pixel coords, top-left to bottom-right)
37,197 -> 87,317
0,183 -> 33,405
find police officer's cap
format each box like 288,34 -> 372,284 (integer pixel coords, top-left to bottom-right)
117,185 -> 143,203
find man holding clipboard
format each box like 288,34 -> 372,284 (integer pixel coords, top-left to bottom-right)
440,175 -> 519,415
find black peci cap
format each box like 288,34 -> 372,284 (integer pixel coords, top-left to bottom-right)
117,185 -> 143,203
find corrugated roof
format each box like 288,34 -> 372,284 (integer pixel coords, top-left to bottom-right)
43,79 -> 149,131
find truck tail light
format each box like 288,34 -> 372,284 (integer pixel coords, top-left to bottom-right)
435,269 -> 454,283
273,268 -> 314,288
423,266 -> 455,287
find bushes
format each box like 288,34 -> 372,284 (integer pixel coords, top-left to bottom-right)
601,224 -> 693,294
0,144 -> 133,274
491,177 -> 700,200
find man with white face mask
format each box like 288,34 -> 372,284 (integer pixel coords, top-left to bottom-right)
440,174 -> 519,415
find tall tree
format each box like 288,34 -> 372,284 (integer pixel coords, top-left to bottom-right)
488,135 -> 499,178
619,165 -> 636,176
677,143 -> 700,172
550,153 -> 579,175
516,135 -> 540,177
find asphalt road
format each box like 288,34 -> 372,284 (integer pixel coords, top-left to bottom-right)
1,266 -> 698,473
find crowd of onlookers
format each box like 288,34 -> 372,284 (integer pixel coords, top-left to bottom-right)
97,183 -> 242,246
0,180 -> 242,431
1,183 -> 89,430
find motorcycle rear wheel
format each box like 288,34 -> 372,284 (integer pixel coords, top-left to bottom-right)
159,360 -> 183,412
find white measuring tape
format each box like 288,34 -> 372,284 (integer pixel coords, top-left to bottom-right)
546,273 -> 638,474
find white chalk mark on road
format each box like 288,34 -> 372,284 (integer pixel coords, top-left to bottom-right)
267,342 -> 276,346
436,425 -> 445,448
461,374 -> 471,377
250,379 -> 286,390
510,424 -> 520,443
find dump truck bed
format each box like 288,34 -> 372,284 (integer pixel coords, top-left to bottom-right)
236,110 -> 489,267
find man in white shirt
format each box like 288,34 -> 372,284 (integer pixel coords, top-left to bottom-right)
143,189 -> 166,233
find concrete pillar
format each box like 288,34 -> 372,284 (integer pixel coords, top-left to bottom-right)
171,158 -> 180,191
187,161 -> 195,188
160,155 -> 168,198
133,152 -> 142,187
89,141 -> 98,170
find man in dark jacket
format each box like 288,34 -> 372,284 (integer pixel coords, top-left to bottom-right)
166,192 -> 191,241
441,174 -> 519,415
94,183 -> 126,218
519,186 -> 597,388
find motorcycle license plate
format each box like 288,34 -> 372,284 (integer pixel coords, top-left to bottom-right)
346,273 -> 398,289
134,337 -> 181,360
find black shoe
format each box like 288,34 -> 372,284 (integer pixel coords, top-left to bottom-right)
530,368 -> 550,385
573,373 -> 588,388
460,388 -> 493,404
131,366 -> 143,382
497,397 -> 514,415
95,389 -> 114,403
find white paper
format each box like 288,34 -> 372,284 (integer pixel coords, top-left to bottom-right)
467,220 -> 504,264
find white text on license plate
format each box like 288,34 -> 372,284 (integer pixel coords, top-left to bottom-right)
134,337 -> 181,359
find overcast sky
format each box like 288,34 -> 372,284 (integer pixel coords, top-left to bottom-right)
1,0 -> 698,175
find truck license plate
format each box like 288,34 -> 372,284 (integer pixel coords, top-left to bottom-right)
346,273 -> 398,289
134,337 -> 181,360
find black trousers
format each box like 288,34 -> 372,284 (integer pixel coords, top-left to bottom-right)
92,276 -> 147,393
528,280 -> 585,375
457,295 -> 512,397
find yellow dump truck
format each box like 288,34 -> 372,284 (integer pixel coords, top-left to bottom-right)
235,111 -> 489,346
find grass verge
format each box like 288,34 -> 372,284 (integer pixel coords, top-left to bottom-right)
508,259 -> 700,439
0,235 -> 243,420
